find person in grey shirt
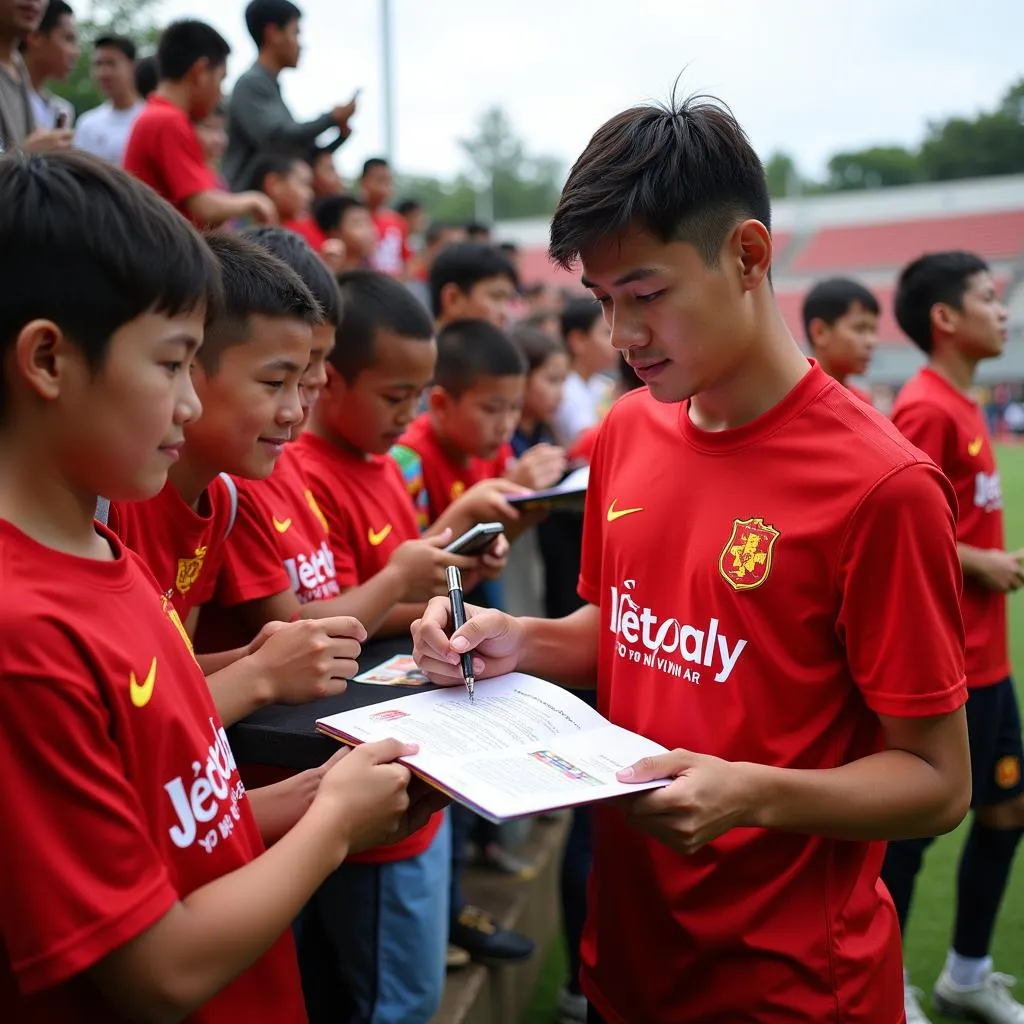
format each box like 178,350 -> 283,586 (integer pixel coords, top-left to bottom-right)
224,0 -> 356,192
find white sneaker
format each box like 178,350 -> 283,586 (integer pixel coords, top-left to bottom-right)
905,981 -> 934,1024
933,968 -> 1024,1023
557,986 -> 587,1024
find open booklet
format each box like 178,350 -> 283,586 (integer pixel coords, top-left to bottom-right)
506,465 -> 589,512
316,672 -> 670,823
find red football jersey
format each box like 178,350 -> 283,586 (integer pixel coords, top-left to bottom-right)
123,97 -> 218,228
0,520 -> 305,1023
846,381 -> 874,406
577,365 -> 966,1024
892,366 -> 1009,688
369,208 -> 411,277
394,413 -> 513,523
283,217 -> 326,254
292,430 -> 442,863
108,478 -> 233,622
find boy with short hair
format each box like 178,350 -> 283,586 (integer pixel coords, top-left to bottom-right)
252,151 -> 315,231
313,193 -> 376,271
124,19 -> 275,228
20,0 -> 76,130
0,148 -> 438,1022
360,155 -> 410,277
883,252 -> 1024,1024
73,33 -> 145,165
109,232 -> 363,728
410,96 -> 974,1024
430,240 -> 518,330
552,296 -> 617,448
801,276 -> 879,405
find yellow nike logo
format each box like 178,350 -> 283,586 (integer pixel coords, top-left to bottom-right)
368,523 -> 393,546
272,516 -> 292,534
968,436 -> 984,457
607,499 -> 644,523
129,657 -> 157,708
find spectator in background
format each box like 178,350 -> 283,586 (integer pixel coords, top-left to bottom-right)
252,151 -> 318,241
133,51 -> 157,98
124,19 -> 276,228
360,156 -> 411,278
314,194 -> 377,272
430,241 -> 518,330
408,220 -> 466,309
498,240 -> 521,277
310,145 -> 343,197
397,196 -> 426,238
20,0 -> 76,129
466,221 -> 491,243
195,102 -> 231,194
73,34 -> 144,164
225,0 -> 356,193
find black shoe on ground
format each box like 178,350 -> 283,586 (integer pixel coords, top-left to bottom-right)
449,904 -> 535,966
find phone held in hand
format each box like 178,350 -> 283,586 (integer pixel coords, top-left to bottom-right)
445,522 -> 504,556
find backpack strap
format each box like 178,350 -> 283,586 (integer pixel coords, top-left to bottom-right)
95,497 -> 110,526
218,473 -> 239,540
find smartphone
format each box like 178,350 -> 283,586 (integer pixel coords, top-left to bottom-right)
445,522 -> 504,556
55,110 -> 69,130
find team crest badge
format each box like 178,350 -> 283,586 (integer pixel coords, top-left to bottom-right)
719,517 -> 780,591
175,545 -> 207,595
995,755 -> 1021,790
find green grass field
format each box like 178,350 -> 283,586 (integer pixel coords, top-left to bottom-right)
525,444 -> 1024,1023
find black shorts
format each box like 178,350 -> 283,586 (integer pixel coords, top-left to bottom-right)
967,677 -> 1024,808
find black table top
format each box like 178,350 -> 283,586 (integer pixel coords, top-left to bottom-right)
227,636 -> 439,771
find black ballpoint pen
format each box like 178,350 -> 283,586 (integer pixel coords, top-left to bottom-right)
446,565 -> 475,701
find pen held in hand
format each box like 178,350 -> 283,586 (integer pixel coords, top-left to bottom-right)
445,565 -> 475,702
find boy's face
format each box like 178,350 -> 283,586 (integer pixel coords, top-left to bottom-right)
29,13 -> 78,79
191,59 -> 226,121
0,0 -> 43,36
270,16 -> 301,68
92,44 -> 133,100
267,161 -> 314,221
33,311 -> 204,502
195,113 -> 227,164
525,351 -> 569,426
186,314 -> 310,479
296,322 -> 336,434
570,315 -> 615,377
580,225 -> 763,404
809,301 -> 878,378
942,270 -> 1008,359
313,152 -> 344,197
317,330 -> 435,455
360,164 -> 392,208
432,374 -> 525,460
443,275 -> 516,329
339,207 -> 378,262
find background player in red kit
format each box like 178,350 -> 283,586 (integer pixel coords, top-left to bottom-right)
882,252 -> 1024,1024
0,150 -> 441,1023
410,97 -> 973,1024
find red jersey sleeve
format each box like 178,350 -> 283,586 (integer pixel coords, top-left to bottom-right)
0,618 -> 178,993
892,400 -> 954,470
836,463 -> 967,717
154,114 -> 217,206
216,485 -> 292,607
303,477 -> 360,589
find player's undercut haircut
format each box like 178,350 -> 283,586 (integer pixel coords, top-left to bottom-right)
202,233 -> 321,371
244,226 -> 341,326
245,0 -> 301,47
313,194 -> 366,235
895,251 -> 991,354
549,92 -> 771,270
435,319 -> 527,398
428,242 -> 518,317
560,297 -> 603,340
0,151 -> 220,419
801,278 -> 880,345
331,269 -> 434,382
156,19 -> 230,82
510,322 -> 566,374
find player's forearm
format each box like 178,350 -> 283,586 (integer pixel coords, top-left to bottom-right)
299,567 -> 404,638
373,602 -> 429,639
197,646 -> 249,675
204,657 -> 276,727
518,604 -> 600,689
746,745 -> 970,841
958,542 -> 991,579
90,799 -> 347,1021
185,190 -> 253,228
247,771 -> 319,845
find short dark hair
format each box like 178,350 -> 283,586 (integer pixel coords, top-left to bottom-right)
249,151 -> 304,193
549,93 -> 771,270
465,222 -> 490,240
435,319 -> 527,398
245,0 -> 301,47
38,0 -> 73,34
801,278 -> 880,345
895,251 -> 991,353
397,198 -> 421,217
201,233 -> 321,371
425,221 -> 457,248
560,296 -> 602,339
361,157 -> 389,177
134,53 -> 158,97
94,33 -> 136,61
156,19 -> 231,82
313,194 -> 366,235
510,322 -> 567,374
0,151 -> 219,417
331,269 -> 434,382
244,225 -> 341,326
498,241 -> 518,256
428,242 -> 518,317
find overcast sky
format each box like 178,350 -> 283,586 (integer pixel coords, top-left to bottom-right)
163,0 -> 1024,185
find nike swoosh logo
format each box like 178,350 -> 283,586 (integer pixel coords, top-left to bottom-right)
968,436 -> 984,457
130,657 -> 157,708
368,523 -> 393,546
607,499 -> 644,523
272,516 -> 292,534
